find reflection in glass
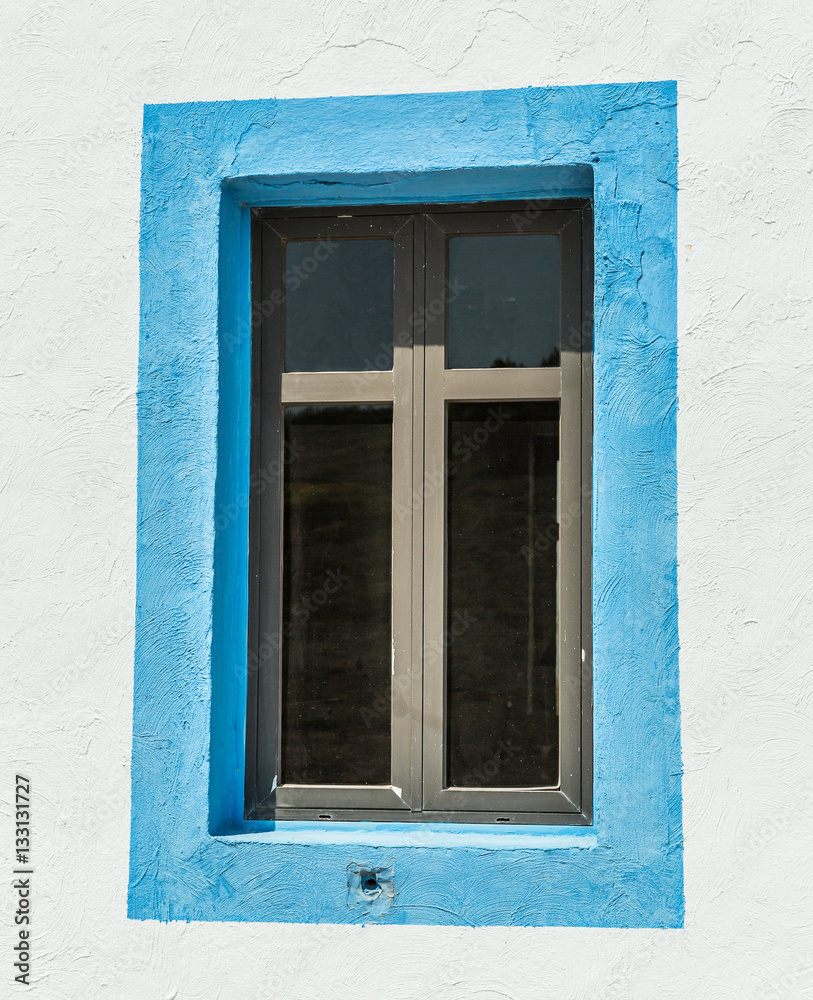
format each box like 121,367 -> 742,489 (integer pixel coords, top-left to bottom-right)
281,405 -> 392,785
284,239 -> 394,372
446,402 -> 559,788
447,234 -> 560,369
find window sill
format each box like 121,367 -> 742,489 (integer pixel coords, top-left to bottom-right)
213,822 -> 598,851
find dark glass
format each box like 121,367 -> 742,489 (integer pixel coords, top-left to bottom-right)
280,405 -> 392,785
284,239 -> 394,372
446,402 -> 559,788
447,234 -> 560,369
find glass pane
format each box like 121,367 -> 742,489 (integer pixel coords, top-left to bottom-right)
281,405 -> 392,785
284,239 -> 394,372
446,402 -> 559,788
447,234 -> 560,369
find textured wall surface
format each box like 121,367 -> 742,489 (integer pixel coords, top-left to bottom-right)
1,0 -> 812,997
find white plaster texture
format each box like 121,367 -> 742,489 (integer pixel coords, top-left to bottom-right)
1,1 -> 812,997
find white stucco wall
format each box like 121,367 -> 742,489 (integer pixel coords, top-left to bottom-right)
1,1 -> 812,996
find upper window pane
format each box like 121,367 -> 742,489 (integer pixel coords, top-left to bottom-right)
284,238 -> 394,372
447,234 -> 560,369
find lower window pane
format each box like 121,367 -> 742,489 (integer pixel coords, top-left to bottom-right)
281,405 -> 392,785
446,401 -> 560,789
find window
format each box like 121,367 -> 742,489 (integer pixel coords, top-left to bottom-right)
132,82 -> 680,927
245,201 -> 593,824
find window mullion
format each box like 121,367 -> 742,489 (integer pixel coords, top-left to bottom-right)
391,217 -> 416,809
250,220 -> 285,814
408,215 -> 427,812
556,212 -> 585,807
421,216 -> 450,810
579,204 -> 594,823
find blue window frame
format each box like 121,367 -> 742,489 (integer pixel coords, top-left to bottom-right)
130,82 -> 682,926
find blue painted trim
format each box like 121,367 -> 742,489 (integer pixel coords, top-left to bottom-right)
215,824 -> 598,851
130,82 -> 682,926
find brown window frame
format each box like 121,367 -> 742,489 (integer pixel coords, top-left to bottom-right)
245,200 -> 593,825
